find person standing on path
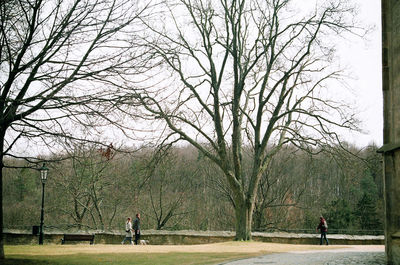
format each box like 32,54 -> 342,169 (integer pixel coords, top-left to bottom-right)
121,217 -> 133,245
316,216 -> 329,245
133,213 -> 141,245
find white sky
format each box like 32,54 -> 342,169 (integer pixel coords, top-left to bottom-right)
339,0 -> 382,147
7,0 -> 384,158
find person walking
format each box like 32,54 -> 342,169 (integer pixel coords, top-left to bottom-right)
121,217 -> 133,245
316,216 -> 329,245
133,213 -> 141,245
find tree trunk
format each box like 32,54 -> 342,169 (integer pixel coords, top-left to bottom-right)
234,199 -> 253,241
0,129 -> 6,259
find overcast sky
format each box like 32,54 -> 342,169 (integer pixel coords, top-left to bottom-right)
340,0 -> 382,147
10,0 -> 385,158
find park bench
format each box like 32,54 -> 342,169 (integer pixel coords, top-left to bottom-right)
61,234 -> 95,245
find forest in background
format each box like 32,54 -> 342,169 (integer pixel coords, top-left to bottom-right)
3,142 -> 383,235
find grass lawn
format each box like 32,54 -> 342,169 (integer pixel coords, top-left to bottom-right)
3,241 -> 339,265
3,252 -> 255,265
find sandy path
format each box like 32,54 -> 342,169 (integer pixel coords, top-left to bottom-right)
5,242 -> 373,256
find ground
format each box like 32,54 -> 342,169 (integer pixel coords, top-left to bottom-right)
5,242 -> 385,265
5,242 -> 352,255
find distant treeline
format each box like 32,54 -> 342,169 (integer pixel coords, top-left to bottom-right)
3,143 -> 383,233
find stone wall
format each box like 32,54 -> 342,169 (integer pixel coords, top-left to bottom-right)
3,230 -> 384,246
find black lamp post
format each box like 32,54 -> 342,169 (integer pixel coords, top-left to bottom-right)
39,163 -> 49,245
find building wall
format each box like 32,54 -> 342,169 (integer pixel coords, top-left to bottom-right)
381,1 -> 400,264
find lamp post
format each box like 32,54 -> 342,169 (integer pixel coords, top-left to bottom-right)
39,163 -> 49,245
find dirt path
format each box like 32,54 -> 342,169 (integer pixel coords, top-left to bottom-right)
6,242 -> 380,256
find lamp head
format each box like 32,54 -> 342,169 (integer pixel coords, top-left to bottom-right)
40,163 -> 49,183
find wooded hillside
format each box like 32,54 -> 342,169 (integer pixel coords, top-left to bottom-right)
3,143 -> 383,234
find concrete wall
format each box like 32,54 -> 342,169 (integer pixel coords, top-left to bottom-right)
2,230 -> 384,246
380,1 -> 400,264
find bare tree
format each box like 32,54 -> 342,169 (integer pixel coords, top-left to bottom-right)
147,154 -> 194,230
51,142 -> 118,230
131,146 -> 195,230
253,147 -> 308,231
130,0 -> 364,240
0,0 -> 150,258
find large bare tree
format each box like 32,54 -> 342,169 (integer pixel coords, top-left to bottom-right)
131,0 -> 364,240
0,0 -> 149,258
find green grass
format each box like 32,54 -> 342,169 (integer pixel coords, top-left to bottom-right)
4,250 -> 256,265
4,252 -> 253,265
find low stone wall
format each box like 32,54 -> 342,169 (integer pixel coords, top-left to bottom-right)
3,229 -> 384,245
251,232 -> 384,245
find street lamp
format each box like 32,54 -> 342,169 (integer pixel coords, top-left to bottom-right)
39,163 -> 49,245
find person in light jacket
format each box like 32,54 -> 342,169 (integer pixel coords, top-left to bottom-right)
121,217 -> 133,245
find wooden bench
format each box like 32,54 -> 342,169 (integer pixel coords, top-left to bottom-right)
61,234 -> 95,245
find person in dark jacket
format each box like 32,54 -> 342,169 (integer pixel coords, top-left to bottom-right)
133,213 -> 141,245
316,216 -> 329,245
